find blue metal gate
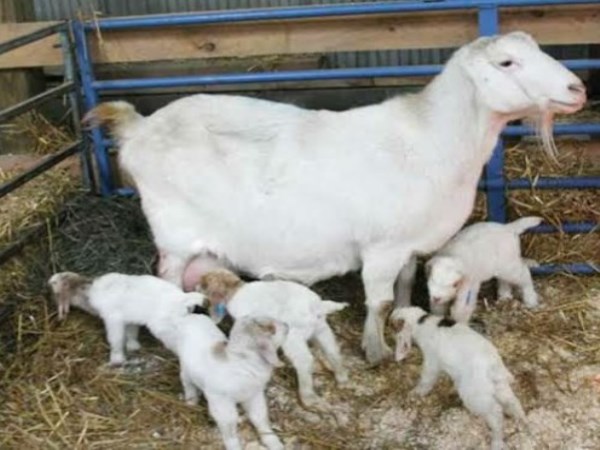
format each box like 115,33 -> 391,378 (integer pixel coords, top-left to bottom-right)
72,0 -> 600,275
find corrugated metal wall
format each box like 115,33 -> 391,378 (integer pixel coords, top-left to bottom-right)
33,0 -> 587,67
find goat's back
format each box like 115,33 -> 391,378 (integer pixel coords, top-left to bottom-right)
228,281 -> 322,324
88,274 -> 187,321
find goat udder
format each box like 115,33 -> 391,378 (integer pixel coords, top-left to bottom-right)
182,255 -> 227,291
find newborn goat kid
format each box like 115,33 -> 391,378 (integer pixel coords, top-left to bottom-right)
175,314 -> 288,450
392,307 -> 527,450
198,269 -> 348,410
426,217 -> 542,323
48,272 -> 205,365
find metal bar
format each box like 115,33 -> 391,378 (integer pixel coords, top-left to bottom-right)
59,27 -> 95,192
479,4 -> 507,222
91,58 -> 600,91
504,123 -> 600,136
0,82 -> 74,124
562,59 -> 600,70
532,263 -> 599,276
92,65 -> 442,91
505,177 -> 600,189
0,141 -> 81,199
72,20 -> 112,196
530,222 -> 598,234
86,0 -> 599,30
116,187 -> 136,196
0,22 -> 65,55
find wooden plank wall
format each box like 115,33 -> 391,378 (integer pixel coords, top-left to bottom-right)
0,0 -> 45,153
0,5 -> 598,70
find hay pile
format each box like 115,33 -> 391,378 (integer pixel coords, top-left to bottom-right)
0,111 -> 82,251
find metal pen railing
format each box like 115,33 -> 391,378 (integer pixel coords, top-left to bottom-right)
0,22 -> 92,265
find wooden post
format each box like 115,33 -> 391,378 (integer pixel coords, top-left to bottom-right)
0,0 -> 45,154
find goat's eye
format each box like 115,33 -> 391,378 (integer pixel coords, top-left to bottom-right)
499,60 -> 514,68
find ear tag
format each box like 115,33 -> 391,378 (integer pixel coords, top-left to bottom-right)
215,303 -> 227,319
466,290 -> 472,304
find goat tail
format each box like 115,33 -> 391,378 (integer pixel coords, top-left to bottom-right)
316,300 -> 348,316
82,101 -> 143,140
505,216 -> 543,235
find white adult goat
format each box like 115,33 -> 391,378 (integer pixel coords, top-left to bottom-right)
84,32 -> 586,365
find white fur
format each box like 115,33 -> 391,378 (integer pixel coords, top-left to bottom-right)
48,272 -> 205,365
172,315 -> 288,450
94,32 -> 584,364
392,307 -> 527,450
209,276 -> 348,410
426,217 -> 542,323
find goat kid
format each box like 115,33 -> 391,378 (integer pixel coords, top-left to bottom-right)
174,314 -> 288,450
425,217 -> 542,323
48,271 -> 205,365
84,32 -> 585,365
392,307 -> 527,450
197,269 -> 348,410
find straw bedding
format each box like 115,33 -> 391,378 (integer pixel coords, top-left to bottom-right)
0,112 -> 598,449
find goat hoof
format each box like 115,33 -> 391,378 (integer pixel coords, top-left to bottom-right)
365,343 -> 392,366
108,355 -> 126,366
411,386 -> 430,397
261,435 -> 284,450
335,372 -> 350,387
126,340 -> 142,352
524,299 -> 539,309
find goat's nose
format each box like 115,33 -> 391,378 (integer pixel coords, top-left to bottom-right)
568,82 -> 586,96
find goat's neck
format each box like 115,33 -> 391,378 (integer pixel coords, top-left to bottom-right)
417,62 -> 508,181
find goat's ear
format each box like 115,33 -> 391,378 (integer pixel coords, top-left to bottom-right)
57,296 -> 70,320
257,340 -> 284,368
394,320 -> 413,362
197,275 -> 209,292
389,310 -> 404,332
452,275 -> 466,290
250,319 -> 284,368
424,260 -> 433,278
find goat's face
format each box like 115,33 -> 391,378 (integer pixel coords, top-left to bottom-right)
426,257 -> 465,306
232,316 -> 289,368
197,270 -> 243,302
47,272 -> 91,320
197,269 -> 244,323
462,32 -> 585,117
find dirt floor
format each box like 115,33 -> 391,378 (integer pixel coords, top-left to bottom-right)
0,195 -> 598,450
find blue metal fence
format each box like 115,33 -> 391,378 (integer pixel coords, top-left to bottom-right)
73,0 -> 600,275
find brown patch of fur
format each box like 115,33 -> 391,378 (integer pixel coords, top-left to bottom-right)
82,102 -> 141,138
211,341 -> 228,360
198,270 -> 244,304
389,315 -> 405,332
258,322 -> 276,336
